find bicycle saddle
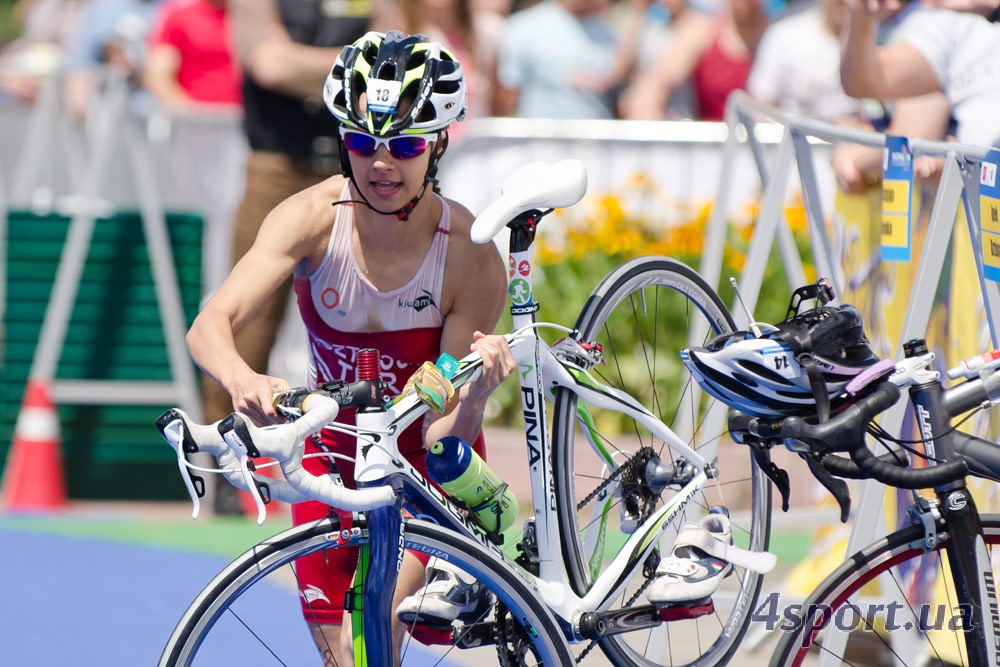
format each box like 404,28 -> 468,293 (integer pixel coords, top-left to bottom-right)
470,159 -> 588,244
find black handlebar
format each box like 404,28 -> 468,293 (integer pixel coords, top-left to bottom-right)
779,381 -> 969,489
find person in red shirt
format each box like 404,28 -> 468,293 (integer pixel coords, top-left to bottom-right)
143,0 -> 241,109
620,0 -> 777,121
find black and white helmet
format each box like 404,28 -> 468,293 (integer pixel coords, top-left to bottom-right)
323,30 -> 467,136
681,304 -> 881,418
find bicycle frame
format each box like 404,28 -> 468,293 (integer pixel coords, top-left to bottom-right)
901,354 -> 1000,667
160,159 -> 766,666
783,346 -> 1000,666
336,213 -> 727,662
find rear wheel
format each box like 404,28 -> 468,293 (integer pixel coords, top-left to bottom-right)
551,256 -> 771,667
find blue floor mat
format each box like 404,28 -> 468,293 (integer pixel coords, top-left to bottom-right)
1,528 -> 466,666
0,529 -> 318,666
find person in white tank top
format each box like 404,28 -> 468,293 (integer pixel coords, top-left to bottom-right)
185,31 -> 512,662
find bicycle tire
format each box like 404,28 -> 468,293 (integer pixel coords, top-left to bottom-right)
550,256 -> 771,667
771,514 -> 1000,667
160,516 -> 573,666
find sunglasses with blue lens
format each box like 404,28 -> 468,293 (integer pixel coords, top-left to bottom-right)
338,127 -> 436,160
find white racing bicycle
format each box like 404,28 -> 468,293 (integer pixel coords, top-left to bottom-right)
156,159 -> 772,666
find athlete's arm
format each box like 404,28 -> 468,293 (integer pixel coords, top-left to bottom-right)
186,187 -> 330,424
619,10 -> 712,120
229,0 -> 357,100
425,205 -> 512,446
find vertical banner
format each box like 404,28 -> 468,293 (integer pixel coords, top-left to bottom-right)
980,148 -> 1000,282
881,135 -> 914,261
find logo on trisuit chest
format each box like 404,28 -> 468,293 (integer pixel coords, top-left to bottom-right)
399,289 -> 437,313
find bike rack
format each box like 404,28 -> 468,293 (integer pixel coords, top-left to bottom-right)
710,91 -> 997,664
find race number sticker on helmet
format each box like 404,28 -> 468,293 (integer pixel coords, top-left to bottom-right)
762,344 -> 802,379
368,79 -> 401,114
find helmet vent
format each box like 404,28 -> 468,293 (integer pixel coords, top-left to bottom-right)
350,71 -> 366,106
407,51 -> 428,69
362,42 -> 378,65
415,103 -> 437,123
435,80 -> 460,95
731,371 -> 758,388
376,63 -> 397,81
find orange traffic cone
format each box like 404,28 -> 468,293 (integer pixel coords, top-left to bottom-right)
1,379 -> 67,510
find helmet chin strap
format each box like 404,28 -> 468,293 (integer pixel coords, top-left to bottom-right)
332,179 -> 431,221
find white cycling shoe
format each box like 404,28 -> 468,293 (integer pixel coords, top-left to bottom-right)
396,559 -> 495,627
647,513 -> 777,605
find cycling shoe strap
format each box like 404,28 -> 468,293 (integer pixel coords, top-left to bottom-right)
673,523 -> 777,574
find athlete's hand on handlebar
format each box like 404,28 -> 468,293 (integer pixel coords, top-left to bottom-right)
460,332 -> 516,408
227,372 -> 291,425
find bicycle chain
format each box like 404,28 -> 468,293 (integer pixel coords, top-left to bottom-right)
494,600 -> 539,666
574,448 -> 662,664
577,446 -> 658,518
576,450 -> 635,511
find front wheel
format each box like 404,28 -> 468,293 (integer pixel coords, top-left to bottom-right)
160,516 -> 573,666
551,256 -> 771,667
771,515 -> 1000,667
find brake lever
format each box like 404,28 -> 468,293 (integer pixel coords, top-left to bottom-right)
155,409 -> 206,519
803,453 -> 852,522
748,442 -> 791,513
729,412 -> 792,512
219,413 -> 273,526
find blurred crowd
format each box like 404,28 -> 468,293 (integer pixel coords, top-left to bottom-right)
0,0 -> 997,284
1,0 -> 998,140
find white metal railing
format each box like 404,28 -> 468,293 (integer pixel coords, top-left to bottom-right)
718,90 -> 998,665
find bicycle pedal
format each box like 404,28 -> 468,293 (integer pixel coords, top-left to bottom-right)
407,621 -> 496,650
406,623 -> 454,646
657,599 -> 715,622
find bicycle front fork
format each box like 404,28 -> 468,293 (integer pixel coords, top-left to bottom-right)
352,503 -> 404,667
934,486 -> 999,666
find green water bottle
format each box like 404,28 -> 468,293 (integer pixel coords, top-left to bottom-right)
425,435 -> 519,534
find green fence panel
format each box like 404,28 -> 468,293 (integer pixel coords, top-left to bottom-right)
1,209 -> 204,500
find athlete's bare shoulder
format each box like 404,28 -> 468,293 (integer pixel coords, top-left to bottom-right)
268,174 -> 350,235
253,174 -> 349,272
440,196 -> 507,324
442,197 -> 478,244
442,197 -> 505,278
